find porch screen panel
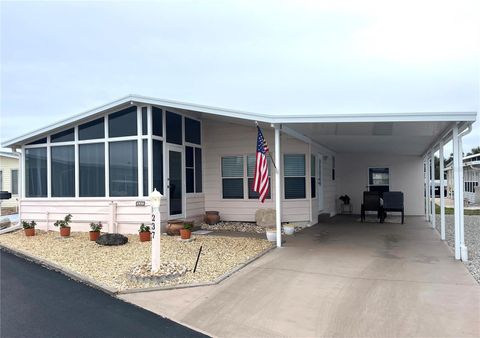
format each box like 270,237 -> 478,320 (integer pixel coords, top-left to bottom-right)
153,140 -> 163,194
284,154 -> 306,199
311,155 -> 316,198
186,147 -> 194,193
222,156 -> 243,199
141,107 -> 148,135
79,118 -> 104,140
11,170 -> 18,195
109,140 -> 138,197
152,107 -> 163,136
143,140 -> 148,196
25,147 -> 47,197
79,143 -> 105,197
108,107 -> 137,138
166,111 -> 182,145
185,118 -> 201,145
51,145 -> 75,197
51,128 -> 74,143
195,148 -> 202,193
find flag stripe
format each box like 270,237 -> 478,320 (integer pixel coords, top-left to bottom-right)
253,126 -> 270,203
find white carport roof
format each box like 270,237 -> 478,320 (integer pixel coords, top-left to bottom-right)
2,94 -> 477,155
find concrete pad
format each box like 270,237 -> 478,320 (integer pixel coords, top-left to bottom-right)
119,216 -> 480,337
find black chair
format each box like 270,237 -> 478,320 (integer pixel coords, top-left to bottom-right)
382,191 -> 404,224
361,191 -> 384,222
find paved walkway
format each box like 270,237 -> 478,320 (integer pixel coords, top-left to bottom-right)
120,216 -> 480,337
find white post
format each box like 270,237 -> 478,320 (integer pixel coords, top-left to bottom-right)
274,125 -> 282,248
150,189 -> 162,272
458,136 -> 467,261
452,125 -> 461,260
426,155 -> 431,221
439,141 -> 446,240
431,151 -> 436,228
424,158 -> 429,220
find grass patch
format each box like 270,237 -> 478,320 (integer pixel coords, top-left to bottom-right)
435,204 -> 480,216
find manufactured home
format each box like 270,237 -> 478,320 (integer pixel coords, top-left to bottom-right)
446,153 -> 480,204
2,95 -> 476,260
0,151 -> 19,210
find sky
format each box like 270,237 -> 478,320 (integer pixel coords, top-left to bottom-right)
1,0 -> 479,152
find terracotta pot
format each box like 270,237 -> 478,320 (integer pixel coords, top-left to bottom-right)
205,211 -> 220,225
24,228 -> 35,237
89,231 -> 100,241
180,229 -> 191,240
166,220 -> 183,236
139,231 -> 151,242
60,227 -> 71,237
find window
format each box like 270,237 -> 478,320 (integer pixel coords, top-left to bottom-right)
11,170 -> 18,195
222,156 -> 244,199
311,155 -> 316,198
152,107 -> 163,137
166,111 -> 182,144
27,138 -> 47,145
153,140 -> 163,194
186,146 -> 202,193
109,141 -> 138,196
51,128 -> 74,143
368,167 -> 389,193
25,148 -> 47,197
142,107 -> 148,135
185,118 -> 201,145
143,140 -> 148,196
0,171 -> 2,191
79,143 -> 105,197
247,155 -> 271,199
108,107 -> 137,138
284,154 -> 306,199
465,181 -> 478,193
51,146 -> 75,197
79,118 -> 104,140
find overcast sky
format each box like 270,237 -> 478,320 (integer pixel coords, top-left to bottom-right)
1,0 -> 478,152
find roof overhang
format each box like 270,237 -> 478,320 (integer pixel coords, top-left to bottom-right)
2,94 -> 477,149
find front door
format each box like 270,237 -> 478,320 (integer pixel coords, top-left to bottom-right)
167,145 -> 183,218
318,156 -> 324,211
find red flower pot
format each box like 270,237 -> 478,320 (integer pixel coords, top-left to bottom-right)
139,231 -> 151,242
60,227 -> 71,237
89,231 -> 100,241
180,229 -> 191,240
24,228 -> 35,237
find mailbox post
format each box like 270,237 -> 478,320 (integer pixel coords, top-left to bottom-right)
149,188 -> 162,272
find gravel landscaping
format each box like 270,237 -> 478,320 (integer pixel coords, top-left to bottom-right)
0,230 -> 273,291
201,221 -> 301,234
435,214 -> 480,283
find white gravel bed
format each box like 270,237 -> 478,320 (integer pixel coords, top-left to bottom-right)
0,230 -> 273,291
435,214 -> 480,283
201,221 -> 301,234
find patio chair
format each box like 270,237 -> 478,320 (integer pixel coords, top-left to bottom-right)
382,191 -> 404,224
361,191 -> 384,223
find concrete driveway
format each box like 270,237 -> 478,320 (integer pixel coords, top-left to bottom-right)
120,216 -> 480,337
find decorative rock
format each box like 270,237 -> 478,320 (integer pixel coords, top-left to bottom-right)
129,262 -> 187,283
0,218 -> 11,230
96,233 -> 128,246
255,208 -> 276,227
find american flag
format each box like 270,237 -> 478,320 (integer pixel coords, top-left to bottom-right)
253,126 -> 270,203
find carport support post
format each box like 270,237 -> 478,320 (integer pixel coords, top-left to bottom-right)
274,124 -> 282,248
426,155 -> 431,221
424,158 -> 429,221
430,151 -> 436,229
439,141 -> 446,240
452,125 -> 461,260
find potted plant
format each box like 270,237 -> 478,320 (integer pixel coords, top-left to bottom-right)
54,213 -> 72,237
266,228 -> 277,242
283,223 -> 295,235
180,222 -> 193,240
138,223 -> 151,242
205,211 -> 220,225
89,222 -> 102,241
22,220 -> 36,237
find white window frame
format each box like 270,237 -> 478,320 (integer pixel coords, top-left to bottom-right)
367,167 -> 390,190
283,153 -> 307,200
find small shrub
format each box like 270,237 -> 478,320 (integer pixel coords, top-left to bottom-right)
139,223 -> 150,233
183,222 -> 194,230
54,214 -> 72,228
90,222 -> 102,232
22,220 -> 36,229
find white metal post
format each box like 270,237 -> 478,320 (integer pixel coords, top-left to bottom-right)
458,136 -> 467,261
426,155 -> 431,221
430,151 -> 436,228
452,125 -> 461,260
150,189 -> 162,272
274,125 -> 282,248
439,141 -> 446,240
424,158 -> 428,220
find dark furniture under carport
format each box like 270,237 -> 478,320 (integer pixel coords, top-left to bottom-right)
361,191 -> 384,222
382,191 -> 404,224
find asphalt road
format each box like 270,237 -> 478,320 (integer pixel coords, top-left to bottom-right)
0,250 -> 208,338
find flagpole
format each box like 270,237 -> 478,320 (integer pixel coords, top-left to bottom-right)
255,121 -> 277,170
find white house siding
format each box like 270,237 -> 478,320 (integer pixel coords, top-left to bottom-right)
0,155 -> 19,208
185,194 -> 205,222
336,153 -> 424,215
203,120 -> 313,224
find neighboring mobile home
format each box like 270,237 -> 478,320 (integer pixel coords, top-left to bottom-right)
446,153 -> 480,204
0,151 -> 19,210
1,95 -> 476,261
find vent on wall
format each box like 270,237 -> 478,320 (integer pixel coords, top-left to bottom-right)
372,122 -> 394,136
